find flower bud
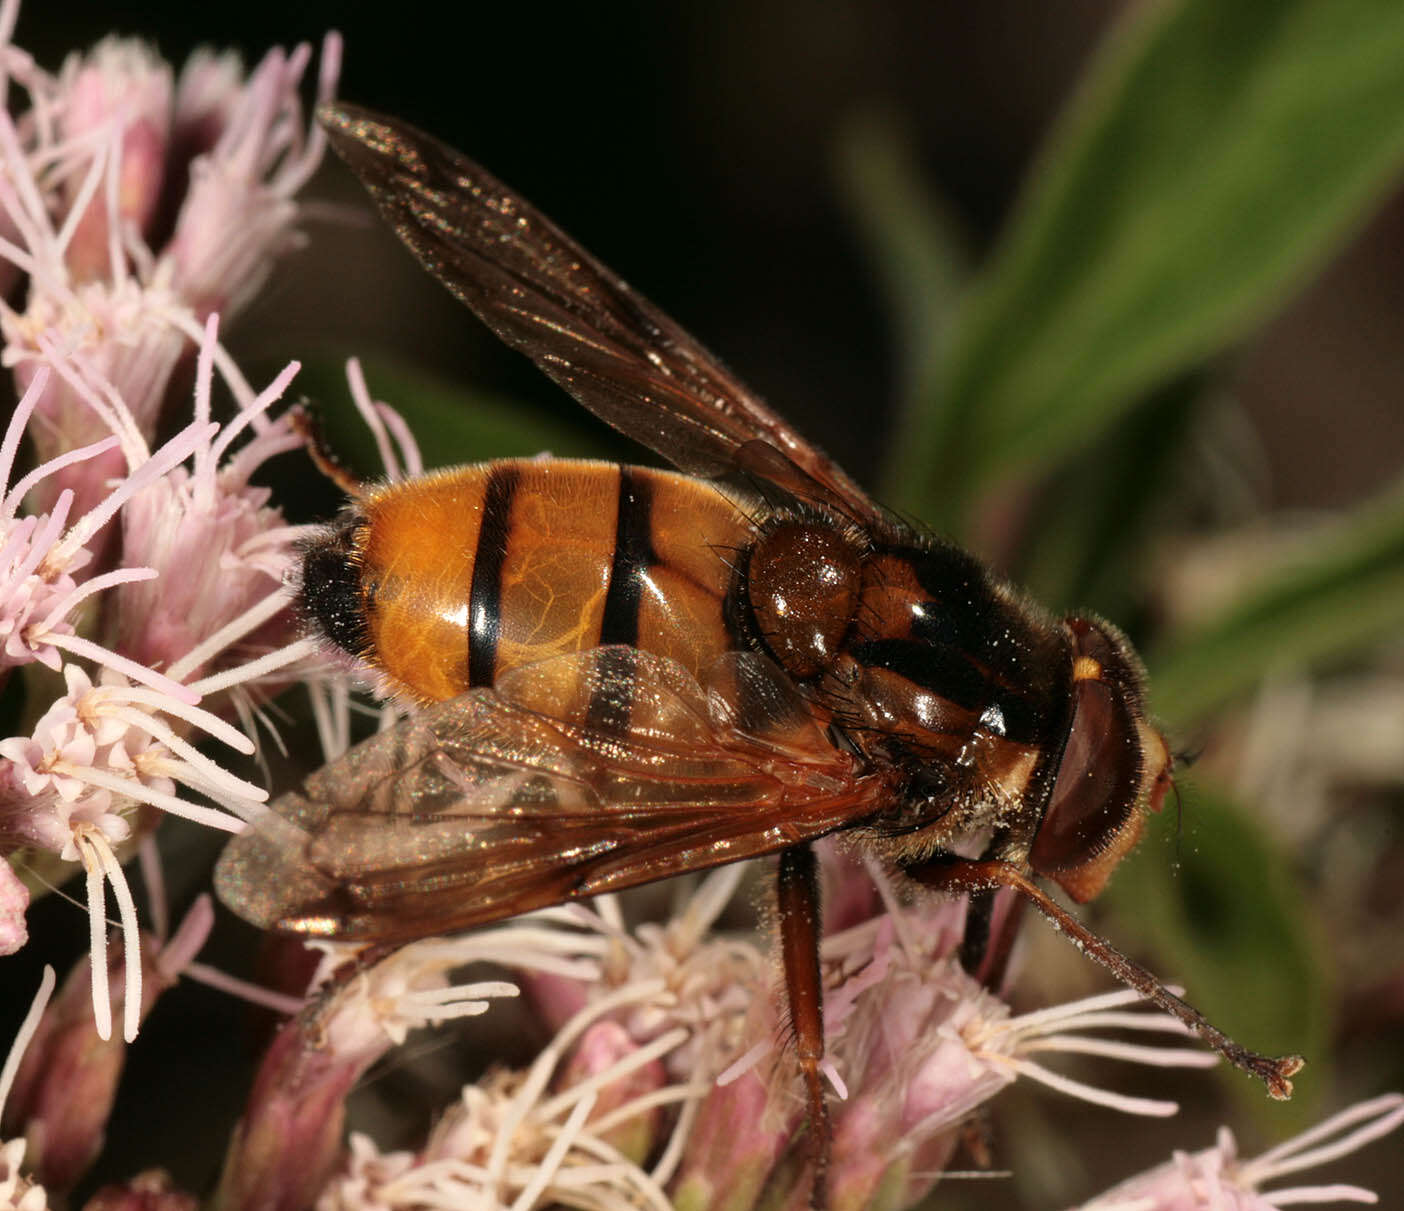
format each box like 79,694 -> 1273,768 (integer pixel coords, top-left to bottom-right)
57,40 -> 173,282
213,1008 -> 365,1211
0,861 -> 28,956
0,923 -> 199,1193
557,1019 -> 667,1165
216,946 -> 517,1211
673,1061 -> 799,1211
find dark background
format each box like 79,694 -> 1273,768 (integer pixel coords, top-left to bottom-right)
9,2 -> 1404,1208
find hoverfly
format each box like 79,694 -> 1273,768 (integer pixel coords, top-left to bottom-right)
215,103 -> 1302,1202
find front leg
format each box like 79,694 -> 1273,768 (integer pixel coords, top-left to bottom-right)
903,855 -> 1303,1099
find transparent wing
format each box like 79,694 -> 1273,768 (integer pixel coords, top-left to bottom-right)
214,648 -> 895,942
320,103 -> 887,525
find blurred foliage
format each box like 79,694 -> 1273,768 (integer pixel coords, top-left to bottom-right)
879,0 -> 1404,532
1010,373 -> 1204,619
1148,471 -> 1404,726
833,110 -> 968,446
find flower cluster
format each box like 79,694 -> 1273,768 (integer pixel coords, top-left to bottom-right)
0,0 -> 336,1040
228,863 -> 1200,1211
1071,1094 -> 1404,1211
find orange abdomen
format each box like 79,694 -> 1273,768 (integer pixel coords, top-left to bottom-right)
356,460 -> 751,701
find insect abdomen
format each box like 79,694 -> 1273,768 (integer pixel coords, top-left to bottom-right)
344,459 -> 751,701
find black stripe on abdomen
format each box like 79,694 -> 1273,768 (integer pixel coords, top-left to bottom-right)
588,468 -> 654,731
599,467 -> 654,646
467,465 -> 519,687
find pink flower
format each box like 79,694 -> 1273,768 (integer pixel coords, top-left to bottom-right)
521,867 -> 766,1085
676,868 -> 1218,1211
0,19 -> 341,1011
217,944 -> 517,1211
0,20 -> 337,526
0,657 -> 256,1041
0,368 -> 211,685
2,314 -> 355,1038
0,321 -> 325,1033
165,37 -> 340,321
2,665 -> 144,853
55,39 -> 173,282
312,954 -> 683,1211
104,316 -> 308,691
1071,1093 -> 1404,1210
0,858 -> 26,955
0,966 -> 57,1211
300,860 -> 1224,1211
4,283 -> 190,527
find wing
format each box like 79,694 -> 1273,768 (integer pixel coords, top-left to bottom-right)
214,648 -> 897,942
319,103 -> 888,526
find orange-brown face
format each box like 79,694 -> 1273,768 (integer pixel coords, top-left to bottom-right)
1029,616 -> 1171,902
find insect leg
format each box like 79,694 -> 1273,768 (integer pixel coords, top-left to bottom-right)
959,885 -> 996,973
904,856 -> 1305,1100
961,832 -> 1031,990
777,843 -> 831,1209
962,889 -> 1028,994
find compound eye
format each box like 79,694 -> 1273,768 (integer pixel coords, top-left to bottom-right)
1030,618 -> 1155,902
1031,675 -> 1140,898
748,521 -> 860,678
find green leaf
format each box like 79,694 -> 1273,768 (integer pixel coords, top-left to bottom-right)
898,0 -> 1404,526
1104,782 -> 1330,1122
1149,471 -> 1404,725
832,109 -> 969,473
1015,372 -> 1202,617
